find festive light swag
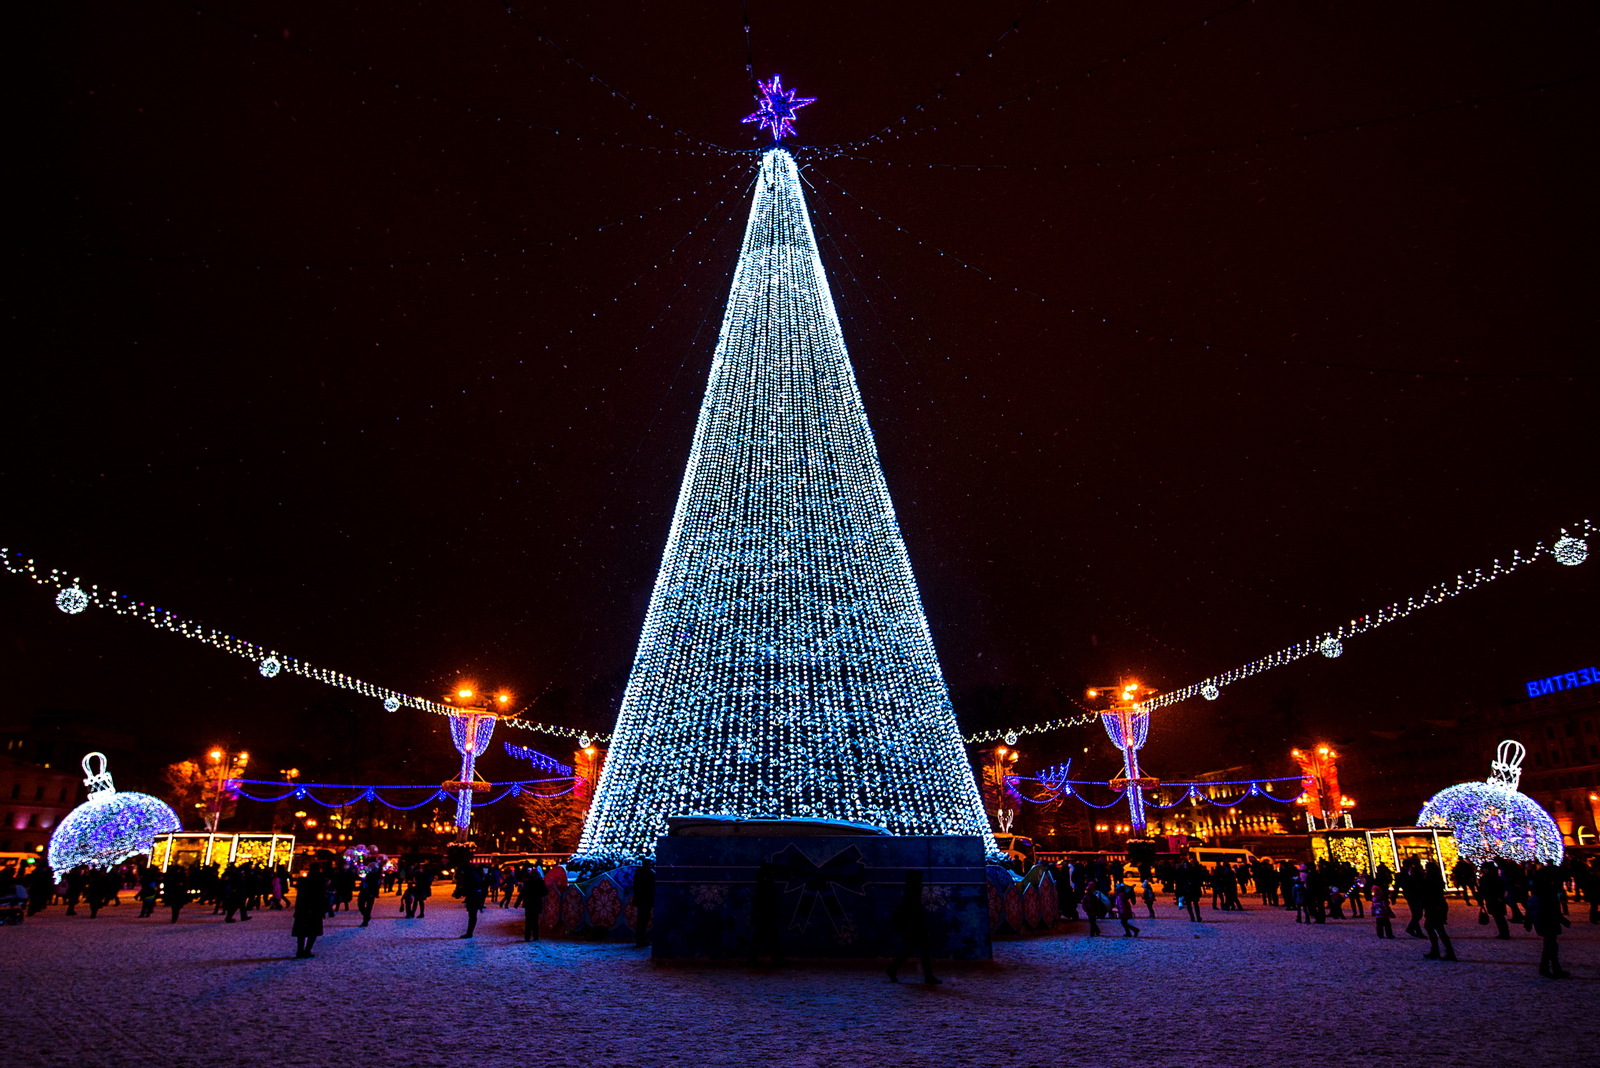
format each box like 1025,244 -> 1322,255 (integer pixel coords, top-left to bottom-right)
0,549 -> 609,744
48,753 -> 181,872
968,521 -> 1593,743
575,81 -> 994,862
1419,740 -> 1563,866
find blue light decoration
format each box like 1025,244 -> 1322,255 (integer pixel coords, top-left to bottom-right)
504,741 -> 574,776
741,75 -> 816,142
573,145 -> 995,864
1525,665 -> 1598,698
1101,701 -> 1152,833
1418,740 -> 1563,865
48,753 -> 180,871
448,713 -> 496,831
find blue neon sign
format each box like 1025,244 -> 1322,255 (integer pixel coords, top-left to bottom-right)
1525,666 -> 1599,698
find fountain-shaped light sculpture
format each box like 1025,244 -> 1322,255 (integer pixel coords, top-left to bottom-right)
446,713 -> 497,840
48,752 -> 180,872
1418,740 -> 1563,865
1096,681 -> 1156,834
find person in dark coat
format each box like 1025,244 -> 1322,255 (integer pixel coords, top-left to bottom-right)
456,865 -> 488,938
293,866 -> 327,958
886,871 -> 940,984
1530,864 -> 1570,978
357,864 -> 381,927
632,858 -> 657,947
1419,860 -> 1457,961
163,865 -> 189,924
521,865 -> 548,942
1478,861 -> 1511,940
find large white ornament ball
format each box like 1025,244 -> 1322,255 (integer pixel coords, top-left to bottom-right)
1003,731 -> 1019,747
1551,535 -> 1587,566
258,656 -> 282,678
578,734 -> 593,749
56,587 -> 89,614
1319,637 -> 1343,659
49,791 -> 181,872
1418,781 -> 1562,866
1201,683 -> 1220,701
383,696 -> 401,713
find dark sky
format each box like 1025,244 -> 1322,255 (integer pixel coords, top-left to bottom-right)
5,1 -> 1596,791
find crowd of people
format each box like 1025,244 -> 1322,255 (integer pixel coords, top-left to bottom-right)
1040,850 -> 1597,979
2,847 -> 1594,978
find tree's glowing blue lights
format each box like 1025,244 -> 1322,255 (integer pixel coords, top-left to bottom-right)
575,147 -> 993,863
742,75 -> 816,141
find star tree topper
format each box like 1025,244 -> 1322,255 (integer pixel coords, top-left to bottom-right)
742,75 -> 816,141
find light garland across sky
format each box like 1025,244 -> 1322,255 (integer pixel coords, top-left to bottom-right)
970,521 -> 1593,743
0,549 -> 611,743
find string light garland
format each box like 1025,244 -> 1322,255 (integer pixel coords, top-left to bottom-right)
814,71 -> 1599,170
504,742 -> 574,776
185,3 -> 740,160
968,522 -> 1592,744
574,143 -> 994,864
1418,741 -> 1563,865
49,753 -> 181,872
1,548 -> 611,743
807,169 -> 1596,381
231,776 -> 580,809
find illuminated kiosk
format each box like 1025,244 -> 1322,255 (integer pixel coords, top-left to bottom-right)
150,831 -> 295,870
577,83 -> 992,959
1310,826 -> 1461,887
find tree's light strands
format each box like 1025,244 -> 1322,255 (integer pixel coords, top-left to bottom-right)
973,522 -> 1593,743
1,549 -> 610,743
49,753 -> 181,872
1419,740 -> 1563,865
575,147 -> 995,863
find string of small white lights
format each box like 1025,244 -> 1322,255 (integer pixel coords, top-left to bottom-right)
968,522 -> 1593,744
575,140 -> 995,863
810,71 -> 1600,171
827,0 -> 1042,149
184,3 -> 741,160
807,167 -> 1599,380
497,4 -> 737,157
0,549 -> 611,743
11,162 -> 752,272
823,0 -> 1256,152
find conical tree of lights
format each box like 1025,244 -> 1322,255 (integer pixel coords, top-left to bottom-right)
575,141 -> 994,863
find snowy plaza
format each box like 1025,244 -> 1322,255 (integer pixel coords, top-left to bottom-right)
7,893 -> 1596,1067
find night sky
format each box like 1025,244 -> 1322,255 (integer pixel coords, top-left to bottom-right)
5,2 -> 1596,792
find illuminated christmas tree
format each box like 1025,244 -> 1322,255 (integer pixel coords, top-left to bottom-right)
576,83 -> 993,862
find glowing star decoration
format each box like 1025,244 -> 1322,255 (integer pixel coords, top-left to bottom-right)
574,146 -> 994,864
1418,740 -> 1563,866
56,586 -> 88,614
48,752 -> 180,872
382,696 -> 401,713
741,75 -> 816,142
258,655 -> 281,678
1551,534 -> 1587,566
1319,637 -> 1343,658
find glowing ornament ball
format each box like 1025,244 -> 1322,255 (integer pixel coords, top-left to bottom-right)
49,753 -> 181,872
1418,740 -> 1562,866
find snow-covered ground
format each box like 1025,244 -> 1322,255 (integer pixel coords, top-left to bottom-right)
6,891 -> 1595,1066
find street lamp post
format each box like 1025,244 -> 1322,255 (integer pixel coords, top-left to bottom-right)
441,686 -> 513,845
204,747 -> 249,834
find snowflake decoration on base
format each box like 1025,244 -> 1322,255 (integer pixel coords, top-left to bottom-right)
1418,740 -> 1562,866
741,75 -> 816,141
56,587 -> 89,614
